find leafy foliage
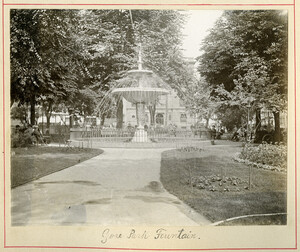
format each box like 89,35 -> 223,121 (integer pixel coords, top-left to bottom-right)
11,9 -> 88,124
131,10 -> 191,96
197,10 -> 288,134
181,77 -> 217,126
10,105 -> 29,124
11,9 -> 189,126
216,105 -> 246,131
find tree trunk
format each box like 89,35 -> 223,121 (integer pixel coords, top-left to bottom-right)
205,110 -> 212,128
116,99 -> 123,129
255,108 -> 261,133
30,95 -> 36,125
273,111 -> 281,142
205,117 -> 209,128
148,104 -> 156,126
68,109 -> 74,128
44,101 -> 53,130
100,113 -> 106,127
46,115 -> 51,129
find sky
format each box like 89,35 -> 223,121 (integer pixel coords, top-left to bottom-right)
181,10 -> 223,58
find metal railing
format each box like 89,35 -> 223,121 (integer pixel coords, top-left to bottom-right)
80,128 -> 211,142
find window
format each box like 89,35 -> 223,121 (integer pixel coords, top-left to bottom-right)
180,113 -> 187,123
156,113 -> 164,125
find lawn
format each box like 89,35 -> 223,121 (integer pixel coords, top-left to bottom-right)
11,146 -> 103,188
160,142 -> 287,225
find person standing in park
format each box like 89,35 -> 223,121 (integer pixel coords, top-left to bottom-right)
210,125 -> 217,145
32,125 -> 44,145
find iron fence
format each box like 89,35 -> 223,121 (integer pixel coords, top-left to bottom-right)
80,128 -> 211,142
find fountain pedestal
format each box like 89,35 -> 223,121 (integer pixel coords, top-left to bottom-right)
132,126 -> 149,142
132,102 -> 150,142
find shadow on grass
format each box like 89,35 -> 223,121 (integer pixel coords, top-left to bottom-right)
11,146 -> 103,188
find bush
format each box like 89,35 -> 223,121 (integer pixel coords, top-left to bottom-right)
11,128 -> 35,148
239,143 -> 287,170
11,131 -> 32,148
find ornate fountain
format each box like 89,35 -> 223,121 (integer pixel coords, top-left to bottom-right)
112,45 -> 169,142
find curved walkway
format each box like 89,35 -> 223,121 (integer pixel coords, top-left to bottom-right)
11,148 -> 211,226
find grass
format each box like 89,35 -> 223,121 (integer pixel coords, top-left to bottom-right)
11,146 -> 103,188
160,142 -> 287,225
217,214 -> 287,226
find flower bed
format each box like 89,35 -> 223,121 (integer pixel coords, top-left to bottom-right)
237,143 -> 287,172
187,174 -> 250,192
177,146 -> 203,152
160,145 -> 287,224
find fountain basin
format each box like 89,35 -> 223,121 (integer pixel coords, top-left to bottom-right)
111,87 -> 169,104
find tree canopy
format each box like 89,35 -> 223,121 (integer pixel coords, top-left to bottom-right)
195,10 -> 288,138
198,10 -> 287,109
11,9 -> 89,124
11,9 -> 190,126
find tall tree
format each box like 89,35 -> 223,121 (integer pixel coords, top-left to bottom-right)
197,10 -> 288,140
10,9 -> 86,125
11,9 -> 48,124
182,77 -> 218,128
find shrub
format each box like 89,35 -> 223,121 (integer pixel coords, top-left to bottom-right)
11,130 -> 33,148
239,143 -> 287,170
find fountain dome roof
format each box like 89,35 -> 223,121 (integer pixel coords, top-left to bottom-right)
112,69 -> 170,104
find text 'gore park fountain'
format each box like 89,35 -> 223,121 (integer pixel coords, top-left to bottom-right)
111,46 -> 169,142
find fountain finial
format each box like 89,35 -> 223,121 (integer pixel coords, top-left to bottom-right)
138,43 -> 142,70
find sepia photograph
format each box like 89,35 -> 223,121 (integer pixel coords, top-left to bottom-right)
2,1 -> 297,250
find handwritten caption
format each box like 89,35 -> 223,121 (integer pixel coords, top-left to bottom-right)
101,228 -> 200,244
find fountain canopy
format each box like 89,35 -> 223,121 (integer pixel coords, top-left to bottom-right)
111,69 -> 169,104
